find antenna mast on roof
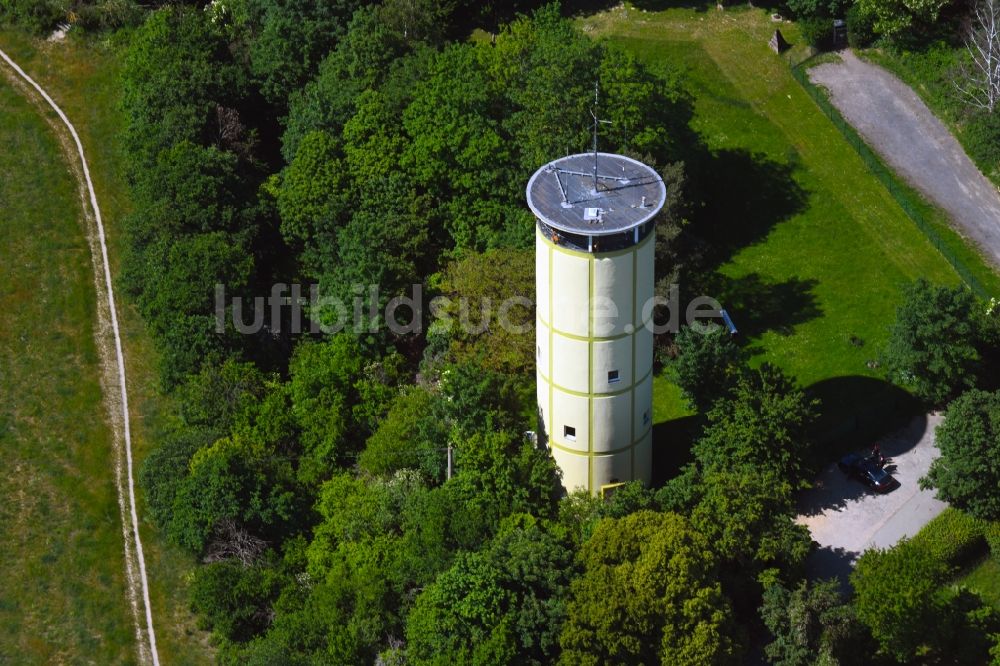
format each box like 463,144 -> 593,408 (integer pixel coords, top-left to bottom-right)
590,81 -> 612,192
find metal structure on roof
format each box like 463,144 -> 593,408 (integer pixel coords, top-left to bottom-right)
525,152 -> 666,236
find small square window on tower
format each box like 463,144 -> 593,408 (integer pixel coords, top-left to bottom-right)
564,425 -> 576,441
608,370 -> 620,384
643,410 -> 650,426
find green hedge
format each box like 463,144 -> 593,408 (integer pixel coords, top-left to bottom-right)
984,521 -> 1000,560
910,508 -> 987,569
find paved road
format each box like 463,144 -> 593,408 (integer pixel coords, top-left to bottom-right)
795,414 -> 947,585
810,51 -> 1000,267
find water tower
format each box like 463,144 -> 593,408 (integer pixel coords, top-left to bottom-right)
527,152 -> 666,494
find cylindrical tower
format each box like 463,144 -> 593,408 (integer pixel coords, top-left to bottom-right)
527,152 -> 666,495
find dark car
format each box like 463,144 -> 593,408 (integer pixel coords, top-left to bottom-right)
838,453 -> 900,493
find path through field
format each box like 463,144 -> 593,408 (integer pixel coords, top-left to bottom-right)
810,50 -> 1000,267
0,48 -> 159,664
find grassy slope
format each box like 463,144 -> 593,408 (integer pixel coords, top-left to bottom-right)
0,28 -> 213,663
582,6 -> 964,454
0,67 -> 136,664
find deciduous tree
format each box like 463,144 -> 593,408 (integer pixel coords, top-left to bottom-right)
671,323 -> 745,412
559,511 -> 740,665
957,0 -> 1000,113
760,579 -> 866,666
921,389 -> 1000,519
851,540 -> 949,662
405,515 -> 575,665
247,0 -> 365,105
693,363 -> 817,482
287,335 -> 365,483
884,279 -> 979,406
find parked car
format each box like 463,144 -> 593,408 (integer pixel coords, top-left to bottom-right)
838,453 -> 900,493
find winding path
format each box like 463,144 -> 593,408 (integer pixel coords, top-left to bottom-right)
0,48 -> 159,664
810,50 -> 1000,267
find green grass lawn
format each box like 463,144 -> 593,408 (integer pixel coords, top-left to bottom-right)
959,556 -> 1000,610
0,28 -> 213,663
0,69 -> 137,663
580,5 -> 985,466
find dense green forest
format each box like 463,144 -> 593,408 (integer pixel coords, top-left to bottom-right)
115,3 -> 744,662
9,0 -> 1000,663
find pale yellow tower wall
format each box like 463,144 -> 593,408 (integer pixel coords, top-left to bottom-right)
535,227 -> 655,494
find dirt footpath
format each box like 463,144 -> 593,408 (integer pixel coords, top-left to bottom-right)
810,50 -> 1000,267
796,414 -> 947,585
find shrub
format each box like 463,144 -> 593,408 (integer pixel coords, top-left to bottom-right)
670,323 -> 745,412
0,0 -> 67,33
74,0 -> 143,32
799,16 -> 834,50
963,110 -> 1000,182
785,0 -> 852,20
846,3 -> 875,48
921,390 -> 1000,520
786,0 -> 826,19
851,540 -> 950,662
910,508 -> 987,569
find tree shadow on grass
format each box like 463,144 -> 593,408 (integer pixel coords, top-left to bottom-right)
650,414 -> 703,488
806,375 -> 921,468
692,149 -> 809,268
805,546 -> 858,593
706,272 -> 822,339
799,376 -> 923,518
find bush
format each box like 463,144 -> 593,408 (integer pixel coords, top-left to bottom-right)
963,110 -> 1000,182
846,3 -> 875,49
670,323 -> 745,412
799,16 -> 834,50
0,0 -> 67,33
910,508 -> 987,569
922,390 -> 1000,520
851,540 -> 950,662
785,0 -> 852,20
74,0 -> 143,32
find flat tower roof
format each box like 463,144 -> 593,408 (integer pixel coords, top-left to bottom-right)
526,152 -> 666,236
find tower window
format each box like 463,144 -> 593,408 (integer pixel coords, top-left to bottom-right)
643,410 -> 650,426
537,345 -> 541,359
608,370 -> 620,384
564,426 -> 576,441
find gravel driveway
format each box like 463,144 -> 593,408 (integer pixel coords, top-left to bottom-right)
795,414 -> 947,584
810,51 -> 1000,267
